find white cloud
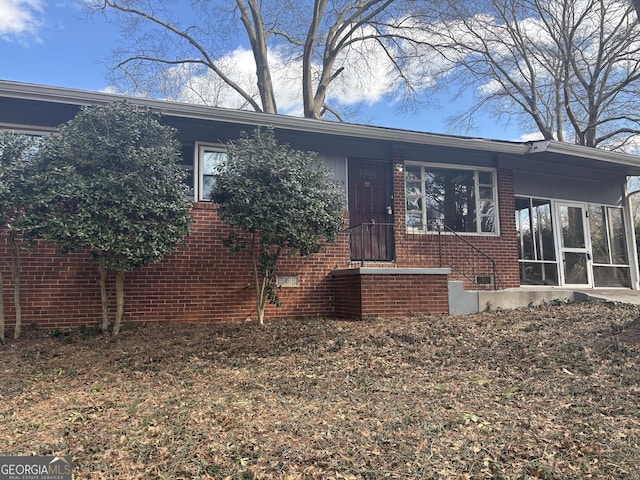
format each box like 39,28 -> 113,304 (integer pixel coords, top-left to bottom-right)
0,0 -> 44,40
170,31 -> 404,117
515,131 -> 546,142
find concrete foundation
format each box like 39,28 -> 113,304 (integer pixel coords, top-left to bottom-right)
448,284 -> 640,315
478,288 -> 576,312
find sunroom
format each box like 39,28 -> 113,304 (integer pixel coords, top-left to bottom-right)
511,141 -> 640,290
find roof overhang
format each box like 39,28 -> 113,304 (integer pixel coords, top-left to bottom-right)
526,140 -> 640,175
0,80 -> 527,154
2,80 -> 640,176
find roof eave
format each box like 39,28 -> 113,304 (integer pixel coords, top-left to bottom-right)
527,139 -> 640,172
0,80 -> 527,155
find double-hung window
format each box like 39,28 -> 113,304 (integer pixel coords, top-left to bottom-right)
405,164 -> 498,233
197,144 -> 226,201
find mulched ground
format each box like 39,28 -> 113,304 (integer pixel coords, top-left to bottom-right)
1,300 -> 640,479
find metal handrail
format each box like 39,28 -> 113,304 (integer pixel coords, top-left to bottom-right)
345,222 -> 499,289
438,225 -> 500,290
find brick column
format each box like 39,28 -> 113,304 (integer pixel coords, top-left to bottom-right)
392,145 -> 407,265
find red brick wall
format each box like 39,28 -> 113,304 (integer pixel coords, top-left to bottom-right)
0,147 -> 521,331
333,270 -> 449,318
332,274 -> 362,318
0,244 -> 103,330
0,203 -> 351,330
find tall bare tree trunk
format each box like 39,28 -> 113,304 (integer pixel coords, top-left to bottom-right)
9,233 -> 21,339
302,0 -> 328,119
252,253 -> 266,326
112,270 -> 125,336
237,0 -> 278,114
98,257 -> 110,332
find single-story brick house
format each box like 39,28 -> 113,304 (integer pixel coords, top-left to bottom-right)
1,80 -> 639,328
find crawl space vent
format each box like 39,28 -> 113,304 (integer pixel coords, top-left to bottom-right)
276,275 -> 300,287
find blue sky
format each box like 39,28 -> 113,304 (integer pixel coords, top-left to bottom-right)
0,0 -> 525,140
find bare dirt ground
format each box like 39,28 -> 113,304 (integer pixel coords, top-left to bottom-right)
1,300 -> 640,479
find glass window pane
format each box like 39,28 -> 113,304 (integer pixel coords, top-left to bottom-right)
461,212 -> 477,232
406,181 -> 422,196
425,192 -> 444,229
515,198 -> 533,260
479,199 -> 495,233
593,266 -> 631,288
405,166 -> 421,181
479,200 -> 494,216
407,213 -> 423,229
203,151 -> 226,174
479,186 -> 493,199
406,196 -> 421,211
542,263 -> 559,285
534,200 -> 555,261
478,171 -> 493,185
520,262 -> 559,285
589,205 -> 609,264
559,206 -> 585,248
427,169 -> 476,232
481,215 -> 495,233
564,252 -> 588,284
607,207 -> 628,265
202,175 -> 215,200
405,165 -> 497,234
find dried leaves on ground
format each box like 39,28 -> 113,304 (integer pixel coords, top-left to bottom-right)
1,301 -> 640,479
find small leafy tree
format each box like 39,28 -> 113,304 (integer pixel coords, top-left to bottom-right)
30,102 -> 192,336
0,132 -> 39,341
212,128 -> 344,325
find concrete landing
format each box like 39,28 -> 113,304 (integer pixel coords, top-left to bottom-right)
477,288 -> 576,312
448,283 -> 640,314
573,289 -> 640,306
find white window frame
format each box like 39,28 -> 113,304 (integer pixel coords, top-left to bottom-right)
195,142 -> 226,202
0,124 -> 57,136
515,195 -> 560,286
405,162 -> 500,236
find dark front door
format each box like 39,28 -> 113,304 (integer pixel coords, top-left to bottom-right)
348,159 -> 394,261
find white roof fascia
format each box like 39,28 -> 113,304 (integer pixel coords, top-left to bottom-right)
527,139 -> 640,170
0,80 -> 527,155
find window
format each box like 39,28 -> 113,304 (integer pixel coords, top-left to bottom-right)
515,197 -> 558,285
405,164 -> 497,233
588,205 -> 631,287
197,144 -> 226,201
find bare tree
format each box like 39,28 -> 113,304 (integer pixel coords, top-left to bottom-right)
419,0 -> 640,149
90,0 -> 425,120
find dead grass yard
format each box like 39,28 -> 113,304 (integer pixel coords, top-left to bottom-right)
1,301 -> 640,479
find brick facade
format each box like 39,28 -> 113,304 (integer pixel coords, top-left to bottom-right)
332,269 -> 450,318
391,147 -> 520,290
0,146 -> 520,330
0,203 -> 351,330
